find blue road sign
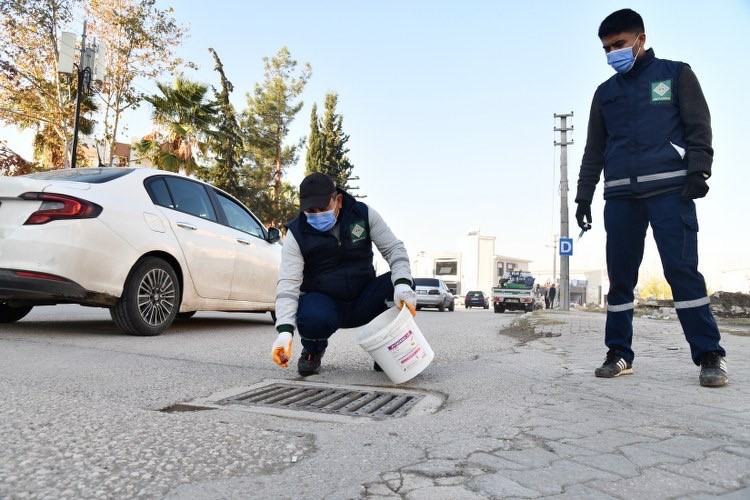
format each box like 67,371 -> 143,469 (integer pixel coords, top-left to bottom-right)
560,237 -> 573,256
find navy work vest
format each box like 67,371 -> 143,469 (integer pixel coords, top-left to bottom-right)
598,51 -> 687,198
286,190 -> 375,301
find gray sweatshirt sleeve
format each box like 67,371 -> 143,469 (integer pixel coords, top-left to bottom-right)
677,65 -> 713,177
368,207 -> 413,285
274,231 -> 303,334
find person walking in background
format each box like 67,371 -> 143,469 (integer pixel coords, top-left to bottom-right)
575,9 -> 727,387
271,172 -> 416,376
547,284 -> 556,309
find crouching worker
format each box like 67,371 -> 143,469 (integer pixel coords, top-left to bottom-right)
271,172 -> 416,376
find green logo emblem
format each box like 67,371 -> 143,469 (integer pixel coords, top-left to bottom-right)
651,79 -> 672,103
350,220 -> 367,243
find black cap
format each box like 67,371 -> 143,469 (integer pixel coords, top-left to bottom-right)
299,172 -> 336,212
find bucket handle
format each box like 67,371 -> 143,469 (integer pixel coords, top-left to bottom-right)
402,303 -> 416,317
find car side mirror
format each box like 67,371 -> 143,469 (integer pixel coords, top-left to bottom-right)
267,227 -> 281,243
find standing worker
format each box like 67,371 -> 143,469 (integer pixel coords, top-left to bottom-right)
271,172 -> 416,376
575,9 -> 727,387
547,284 -> 557,310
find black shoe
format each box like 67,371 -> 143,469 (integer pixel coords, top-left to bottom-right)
373,361 -> 383,372
699,352 -> 728,387
298,350 -> 324,376
594,349 -> 633,378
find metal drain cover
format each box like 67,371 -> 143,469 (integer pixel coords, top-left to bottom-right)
189,379 -> 444,422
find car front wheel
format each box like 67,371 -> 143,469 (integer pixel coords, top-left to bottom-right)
111,257 -> 180,336
0,302 -> 33,323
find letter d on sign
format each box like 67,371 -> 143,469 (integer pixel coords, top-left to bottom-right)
559,237 -> 573,256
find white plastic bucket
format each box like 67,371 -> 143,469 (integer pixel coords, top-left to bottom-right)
357,306 -> 434,384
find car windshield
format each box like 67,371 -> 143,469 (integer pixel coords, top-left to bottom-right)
415,278 -> 439,287
467,292 -> 482,297
24,167 -> 134,184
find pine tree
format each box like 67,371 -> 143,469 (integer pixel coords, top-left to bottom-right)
242,47 -> 311,227
304,92 -> 354,188
305,103 -> 323,175
205,48 -> 243,198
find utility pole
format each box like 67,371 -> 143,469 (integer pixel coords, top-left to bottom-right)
59,22 -> 105,168
554,112 -> 574,311
551,234 -> 558,285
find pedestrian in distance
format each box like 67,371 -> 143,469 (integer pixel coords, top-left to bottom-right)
547,284 -> 556,309
575,9 -> 727,387
271,172 -> 416,376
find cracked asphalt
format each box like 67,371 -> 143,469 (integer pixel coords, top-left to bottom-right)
1,305 -> 748,499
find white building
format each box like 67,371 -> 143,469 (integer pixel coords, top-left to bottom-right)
410,231 -> 532,296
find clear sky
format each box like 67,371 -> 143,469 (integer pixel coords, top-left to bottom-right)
3,0 -> 750,289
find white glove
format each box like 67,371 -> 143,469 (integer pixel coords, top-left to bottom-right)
394,283 -> 417,310
272,331 -> 293,368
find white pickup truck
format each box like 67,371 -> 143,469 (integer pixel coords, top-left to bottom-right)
492,271 -> 536,313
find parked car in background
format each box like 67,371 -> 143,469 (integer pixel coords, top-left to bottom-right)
414,277 -> 455,312
464,290 -> 489,309
0,167 -> 282,336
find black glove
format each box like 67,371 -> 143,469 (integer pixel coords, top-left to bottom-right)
575,201 -> 592,231
682,172 -> 709,200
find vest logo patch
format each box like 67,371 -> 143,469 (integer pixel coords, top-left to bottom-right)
350,220 -> 367,243
651,79 -> 672,103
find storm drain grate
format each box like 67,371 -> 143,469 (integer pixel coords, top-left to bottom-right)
215,382 -> 425,420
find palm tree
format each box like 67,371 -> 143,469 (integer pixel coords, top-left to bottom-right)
136,77 -> 217,175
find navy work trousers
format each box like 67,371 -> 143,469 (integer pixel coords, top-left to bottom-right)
604,190 -> 725,365
296,272 -> 394,353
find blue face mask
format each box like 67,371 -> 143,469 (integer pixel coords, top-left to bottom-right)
607,35 -> 642,73
305,209 -> 337,232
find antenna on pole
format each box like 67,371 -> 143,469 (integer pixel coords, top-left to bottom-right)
58,20 -> 105,168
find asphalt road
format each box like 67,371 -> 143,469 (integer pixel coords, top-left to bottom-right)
0,303 -> 520,499
4,304 -> 748,499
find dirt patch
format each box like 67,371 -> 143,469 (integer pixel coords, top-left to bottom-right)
499,318 -> 561,345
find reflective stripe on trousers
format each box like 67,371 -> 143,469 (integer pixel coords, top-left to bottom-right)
603,191 -> 724,365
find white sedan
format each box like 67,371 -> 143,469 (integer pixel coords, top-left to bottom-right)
0,167 -> 282,336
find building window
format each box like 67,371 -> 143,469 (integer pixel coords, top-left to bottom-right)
435,261 -> 457,276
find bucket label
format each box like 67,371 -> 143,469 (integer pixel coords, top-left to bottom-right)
387,329 -> 425,372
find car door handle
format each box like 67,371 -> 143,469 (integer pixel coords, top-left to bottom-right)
237,238 -> 251,245
176,222 -> 197,230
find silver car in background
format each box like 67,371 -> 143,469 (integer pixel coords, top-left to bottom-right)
414,277 -> 455,312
